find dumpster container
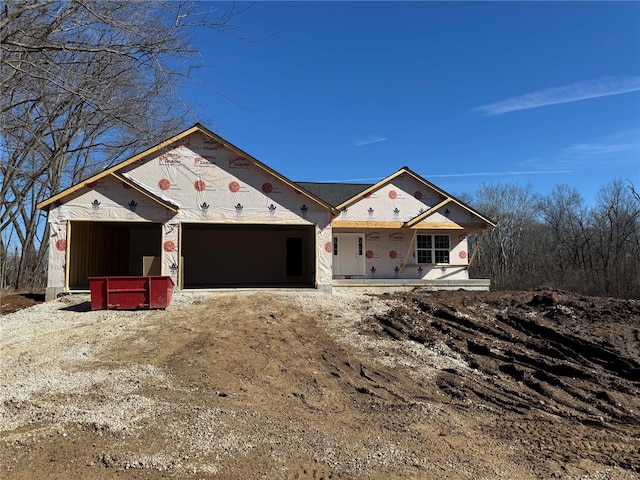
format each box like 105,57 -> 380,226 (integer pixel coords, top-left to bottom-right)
89,276 -> 174,310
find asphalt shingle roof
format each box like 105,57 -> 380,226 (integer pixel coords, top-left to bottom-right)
295,182 -> 372,208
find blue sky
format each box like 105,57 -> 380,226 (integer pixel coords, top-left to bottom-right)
179,1 -> 640,205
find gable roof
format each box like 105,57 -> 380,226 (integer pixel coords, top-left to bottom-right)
334,166 -> 496,228
295,182 -> 372,208
113,172 -> 180,213
37,124 -> 338,214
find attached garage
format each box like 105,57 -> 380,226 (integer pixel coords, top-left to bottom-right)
181,223 -> 316,288
68,221 -> 162,289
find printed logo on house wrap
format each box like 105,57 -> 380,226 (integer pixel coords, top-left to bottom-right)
365,232 -> 380,241
201,139 -> 225,151
389,232 -> 404,241
158,152 -> 182,166
55,239 -> 67,251
122,182 -> 132,190
389,250 -> 398,259
414,191 -> 423,200
158,179 -> 171,191
324,242 -> 332,253
459,251 -> 467,259
194,156 -> 216,167
366,250 -> 374,259
86,181 -> 98,189
228,181 -> 240,193
229,157 -> 250,169
194,180 -> 206,192
163,241 -> 176,252
388,190 -> 397,200
262,183 -> 273,194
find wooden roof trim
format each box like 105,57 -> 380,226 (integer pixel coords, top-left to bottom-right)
404,198 -> 451,227
36,125 -> 201,211
410,221 -> 489,230
405,167 -> 498,228
400,166 -> 497,228
332,220 -> 405,229
111,172 -> 180,214
194,124 -> 338,215
334,168 -> 409,211
331,219 -> 487,231
332,166 -> 494,227
36,123 -> 336,214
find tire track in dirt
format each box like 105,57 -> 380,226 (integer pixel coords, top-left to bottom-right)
367,288 -> 640,474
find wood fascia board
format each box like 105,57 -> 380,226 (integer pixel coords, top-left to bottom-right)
408,221 -> 492,230
334,168 -> 409,211
405,198 -> 451,227
399,166 -> 497,228
331,220 -> 486,230
331,220 -> 405,229
36,125 -> 201,211
195,124 -> 338,216
111,172 -> 179,214
409,222 -> 465,230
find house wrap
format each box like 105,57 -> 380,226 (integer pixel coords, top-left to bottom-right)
37,124 -> 495,300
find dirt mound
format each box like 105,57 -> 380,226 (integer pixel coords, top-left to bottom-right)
368,288 -> 640,474
0,292 -> 44,314
1,289 -> 638,479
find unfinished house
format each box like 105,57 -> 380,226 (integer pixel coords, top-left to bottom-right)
37,124 -> 495,300
299,168 -> 495,291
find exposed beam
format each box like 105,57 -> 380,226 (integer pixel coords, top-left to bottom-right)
404,198 -> 451,227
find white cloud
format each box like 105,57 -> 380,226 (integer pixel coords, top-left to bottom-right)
353,134 -> 388,146
560,129 -> 640,161
474,76 -> 640,116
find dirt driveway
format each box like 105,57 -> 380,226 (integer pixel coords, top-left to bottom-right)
1,289 -> 638,479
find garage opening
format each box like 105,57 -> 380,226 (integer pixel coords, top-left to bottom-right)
181,224 -> 315,288
68,221 -> 162,289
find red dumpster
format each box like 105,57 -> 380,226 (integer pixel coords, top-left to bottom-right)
88,276 -> 174,310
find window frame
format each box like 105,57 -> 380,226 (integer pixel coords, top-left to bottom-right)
416,233 -> 450,265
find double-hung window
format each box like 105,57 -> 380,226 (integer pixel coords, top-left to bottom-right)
416,234 -> 450,264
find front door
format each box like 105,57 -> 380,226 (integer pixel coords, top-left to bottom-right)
333,234 -> 365,277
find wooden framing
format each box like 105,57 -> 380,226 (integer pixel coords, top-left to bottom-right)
399,229 -> 418,272
111,172 -> 180,213
334,166 -> 496,229
404,198 -> 451,227
468,229 -> 487,268
332,220 -> 405,229
37,123 -> 336,216
37,126 -> 201,211
65,220 -> 71,292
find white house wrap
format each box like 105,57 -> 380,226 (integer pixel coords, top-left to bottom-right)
38,124 -> 494,300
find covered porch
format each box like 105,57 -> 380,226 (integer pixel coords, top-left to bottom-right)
332,277 -> 490,293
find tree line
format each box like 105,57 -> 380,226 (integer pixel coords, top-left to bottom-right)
1,0 -> 239,290
2,2 -> 638,299
467,180 -> 640,299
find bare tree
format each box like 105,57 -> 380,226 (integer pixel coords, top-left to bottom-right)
589,180 -> 640,297
541,184 -> 594,291
1,0 -> 239,289
469,179 -> 640,298
468,182 -> 543,290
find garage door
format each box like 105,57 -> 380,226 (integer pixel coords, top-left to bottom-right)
181,224 -> 315,288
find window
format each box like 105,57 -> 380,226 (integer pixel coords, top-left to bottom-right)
416,234 -> 450,264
